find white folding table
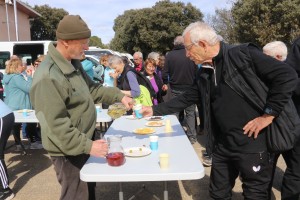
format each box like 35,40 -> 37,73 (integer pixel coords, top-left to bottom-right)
13,109 -> 112,123
80,115 -> 204,200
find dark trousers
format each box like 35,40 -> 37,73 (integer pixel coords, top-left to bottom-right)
281,137 -> 300,200
0,113 -> 14,190
51,155 -> 96,200
12,123 -> 38,144
210,145 -> 274,200
171,89 -> 197,140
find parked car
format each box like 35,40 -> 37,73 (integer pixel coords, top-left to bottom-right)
85,47 -> 134,67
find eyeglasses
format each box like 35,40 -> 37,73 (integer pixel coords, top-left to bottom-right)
184,43 -> 194,51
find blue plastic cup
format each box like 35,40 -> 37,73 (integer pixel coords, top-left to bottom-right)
150,141 -> 158,150
149,135 -> 159,150
22,110 -> 28,117
96,106 -> 101,113
133,104 -> 142,119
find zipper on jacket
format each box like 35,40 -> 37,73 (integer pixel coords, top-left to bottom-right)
202,64 -> 217,86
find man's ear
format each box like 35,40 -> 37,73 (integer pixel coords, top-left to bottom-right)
198,40 -> 206,48
61,40 -> 69,47
276,54 -> 283,61
198,40 -> 208,52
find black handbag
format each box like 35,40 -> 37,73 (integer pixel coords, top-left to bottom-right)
266,100 -> 300,153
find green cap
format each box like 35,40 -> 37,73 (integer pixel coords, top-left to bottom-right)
56,15 -> 91,40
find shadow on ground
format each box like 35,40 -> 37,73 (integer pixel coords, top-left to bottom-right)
5,140 -> 52,194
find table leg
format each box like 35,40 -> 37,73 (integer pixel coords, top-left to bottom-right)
164,181 -> 168,200
119,182 -> 124,200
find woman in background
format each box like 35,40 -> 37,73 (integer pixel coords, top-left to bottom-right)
3,58 -> 42,150
80,54 -> 94,80
102,55 -> 115,87
142,58 -> 167,105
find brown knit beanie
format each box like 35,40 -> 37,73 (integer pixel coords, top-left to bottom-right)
56,15 -> 91,40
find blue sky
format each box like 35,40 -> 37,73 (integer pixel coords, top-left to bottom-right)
24,0 -> 232,44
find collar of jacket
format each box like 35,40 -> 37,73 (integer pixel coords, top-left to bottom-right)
173,44 -> 184,50
48,42 -> 81,75
212,41 -> 225,65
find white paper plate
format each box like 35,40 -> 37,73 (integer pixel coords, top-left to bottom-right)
145,121 -> 165,127
124,147 -> 152,157
145,116 -> 164,121
125,115 -> 138,120
133,128 -> 155,135
16,109 -> 34,113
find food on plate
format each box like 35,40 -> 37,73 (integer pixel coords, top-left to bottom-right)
124,147 -> 152,157
133,128 -> 155,134
146,121 -> 164,127
146,116 -> 164,121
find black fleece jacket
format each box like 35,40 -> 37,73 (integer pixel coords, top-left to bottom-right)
162,44 -> 197,91
153,42 -> 297,153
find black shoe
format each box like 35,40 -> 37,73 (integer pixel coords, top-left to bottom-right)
202,155 -> 212,167
189,137 -> 197,144
0,187 -> 15,200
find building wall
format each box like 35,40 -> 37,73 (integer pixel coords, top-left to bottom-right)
0,1 -> 31,41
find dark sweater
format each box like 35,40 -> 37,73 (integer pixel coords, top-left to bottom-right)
162,45 -> 197,91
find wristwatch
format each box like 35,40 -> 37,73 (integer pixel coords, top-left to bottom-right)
264,106 -> 277,116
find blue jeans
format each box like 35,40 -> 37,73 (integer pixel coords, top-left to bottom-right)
171,89 -> 197,140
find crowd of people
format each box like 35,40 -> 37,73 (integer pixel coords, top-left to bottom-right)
0,14 -> 299,200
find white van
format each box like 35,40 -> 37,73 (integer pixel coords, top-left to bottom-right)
0,40 -> 52,74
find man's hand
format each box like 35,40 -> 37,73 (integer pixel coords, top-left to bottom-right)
121,95 -> 134,110
162,84 -> 168,91
90,140 -> 108,157
243,114 -> 275,139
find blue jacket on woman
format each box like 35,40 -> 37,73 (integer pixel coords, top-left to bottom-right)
3,74 -> 32,110
81,59 -> 94,80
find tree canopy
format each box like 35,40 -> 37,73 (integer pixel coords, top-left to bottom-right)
89,36 -> 107,48
30,5 -> 68,40
206,8 -> 238,44
110,0 -> 203,55
29,4 -> 107,47
231,0 -> 300,47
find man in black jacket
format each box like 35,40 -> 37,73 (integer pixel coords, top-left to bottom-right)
163,36 -> 198,143
141,22 -> 298,199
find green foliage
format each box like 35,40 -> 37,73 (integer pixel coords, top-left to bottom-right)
110,0 -> 203,55
231,0 -> 300,47
206,8 -> 238,44
30,5 -> 68,40
89,36 -> 108,48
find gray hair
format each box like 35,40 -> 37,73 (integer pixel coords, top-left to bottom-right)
263,41 -> 288,61
133,51 -> 143,59
147,52 -> 160,62
108,55 -> 124,68
174,36 -> 184,45
182,21 -> 221,46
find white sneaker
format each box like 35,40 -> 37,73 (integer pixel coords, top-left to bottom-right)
30,142 -> 43,149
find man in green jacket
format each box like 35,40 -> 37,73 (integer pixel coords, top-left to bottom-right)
30,15 -> 132,200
